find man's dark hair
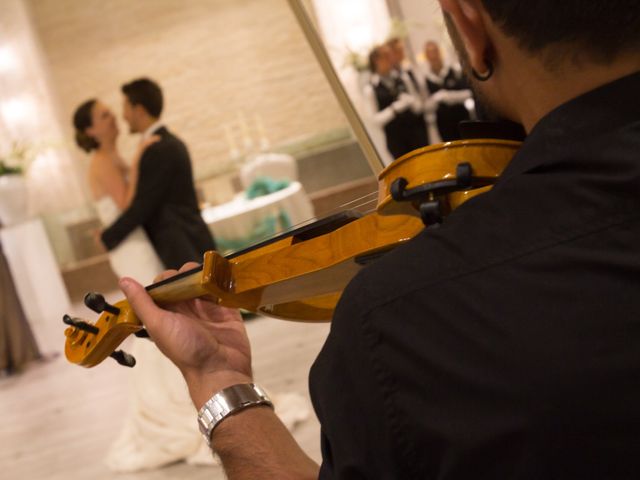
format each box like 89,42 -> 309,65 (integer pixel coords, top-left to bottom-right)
481,1 -> 640,64
121,78 -> 163,117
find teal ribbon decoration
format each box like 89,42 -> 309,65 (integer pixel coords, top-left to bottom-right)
216,207 -> 293,253
215,177 -> 294,253
245,176 -> 290,199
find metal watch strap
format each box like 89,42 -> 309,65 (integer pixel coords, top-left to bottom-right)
197,383 -> 273,446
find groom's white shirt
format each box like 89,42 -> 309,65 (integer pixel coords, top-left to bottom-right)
141,120 -> 165,141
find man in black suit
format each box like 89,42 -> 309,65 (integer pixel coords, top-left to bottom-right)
423,41 -> 472,141
101,78 -> 216,269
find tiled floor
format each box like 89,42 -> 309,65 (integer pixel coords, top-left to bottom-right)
0,293 -> 330,480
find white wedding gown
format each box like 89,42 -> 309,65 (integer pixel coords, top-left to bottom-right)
95,196 -> 310,471
94,196 -> 213,471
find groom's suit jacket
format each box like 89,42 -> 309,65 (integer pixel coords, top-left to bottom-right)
101,126 -> 216,270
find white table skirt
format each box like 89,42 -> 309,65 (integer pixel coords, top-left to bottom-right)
201,181 -> 315,249
0,218 -> 71,353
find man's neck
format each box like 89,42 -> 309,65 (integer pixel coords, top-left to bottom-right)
140,118 -> 163,139
496,52 -> 640,133
138,116 -> 159,135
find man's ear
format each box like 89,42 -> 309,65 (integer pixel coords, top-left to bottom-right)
438,0 -> 493,74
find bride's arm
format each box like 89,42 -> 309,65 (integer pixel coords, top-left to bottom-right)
123,136 -> 160,208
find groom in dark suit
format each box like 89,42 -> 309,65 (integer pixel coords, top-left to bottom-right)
101,78 -> 216,269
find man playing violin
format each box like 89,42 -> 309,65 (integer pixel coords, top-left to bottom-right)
118,0 -> 640,478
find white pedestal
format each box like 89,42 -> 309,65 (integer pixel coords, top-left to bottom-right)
0,218 -> 71,353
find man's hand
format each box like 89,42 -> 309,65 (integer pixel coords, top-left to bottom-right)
430,90 -> 446,105
119,262 -> 253,409
392,93 -> 413,113
120,263 -> 320,479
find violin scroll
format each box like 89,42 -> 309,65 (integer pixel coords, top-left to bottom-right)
63,297 -> 143,368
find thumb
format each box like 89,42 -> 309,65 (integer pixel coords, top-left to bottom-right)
119,277 -> 163,329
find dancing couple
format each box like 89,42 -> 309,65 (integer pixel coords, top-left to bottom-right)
73,77 -> 308,472
73,78 -> 217,470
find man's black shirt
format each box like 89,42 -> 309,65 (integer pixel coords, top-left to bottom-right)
310,72 -> 640,478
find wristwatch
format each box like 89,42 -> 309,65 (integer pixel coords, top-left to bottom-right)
197,383 -> 273,446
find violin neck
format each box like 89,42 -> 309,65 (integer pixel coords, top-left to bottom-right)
144,265 -> 209,305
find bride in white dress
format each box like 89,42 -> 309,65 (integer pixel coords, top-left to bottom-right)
73,98 -> 213,471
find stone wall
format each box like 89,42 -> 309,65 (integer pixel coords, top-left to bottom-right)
27,0 -> 349,180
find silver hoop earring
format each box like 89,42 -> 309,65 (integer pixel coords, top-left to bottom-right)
471,60 -> 494,82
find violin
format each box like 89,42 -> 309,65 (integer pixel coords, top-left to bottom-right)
63,136 -> 521,368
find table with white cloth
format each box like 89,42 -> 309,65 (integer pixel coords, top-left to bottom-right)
0,218 -> 71,354
201,181 -> 314,253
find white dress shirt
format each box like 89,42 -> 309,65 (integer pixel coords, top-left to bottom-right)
141,120 -> 165,141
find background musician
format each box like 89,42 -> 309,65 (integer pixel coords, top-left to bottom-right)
364,44 -> 429,161
421,40 -> 473,141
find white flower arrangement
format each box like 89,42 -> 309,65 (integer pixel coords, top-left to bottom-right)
0,142 -> 34,176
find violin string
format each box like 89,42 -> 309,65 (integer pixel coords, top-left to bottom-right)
272,191 -> 378,231
260,197 -> 378,238
334,191 -> 379,208
271,196 -> 378,236
223,190 -> 381,256
314,197 -> 379,219
267,192 -> 380,236
224,205 -> 379,257
311,189 -> 381,218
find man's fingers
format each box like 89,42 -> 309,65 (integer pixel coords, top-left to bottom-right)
153,269 -> 179,283
119,277 -> 164,329
151,263 -> 199,284
179,261 -> 201,273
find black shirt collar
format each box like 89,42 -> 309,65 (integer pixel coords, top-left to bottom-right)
501,70 -> 640,181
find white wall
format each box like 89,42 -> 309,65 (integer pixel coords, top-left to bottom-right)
0,0 -> 86,216
397,0 -> 457,64
310,0 -> 394,165
0,0 -> 89,265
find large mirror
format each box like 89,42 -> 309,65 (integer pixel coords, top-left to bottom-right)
290,0 -> 475,166
0,0 -> 392,313
0,0 -> 470,334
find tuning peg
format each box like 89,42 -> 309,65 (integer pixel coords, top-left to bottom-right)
84,292 -> 120,315
62,314 -> 99,334
110,350 -> 136,368
134,329 -> 150,339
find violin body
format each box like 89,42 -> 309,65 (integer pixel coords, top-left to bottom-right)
65,213 -> 425,367
64,138 -> 520,368
378,138 -> 520,217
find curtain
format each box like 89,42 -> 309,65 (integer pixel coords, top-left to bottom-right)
0,240 -> 40,373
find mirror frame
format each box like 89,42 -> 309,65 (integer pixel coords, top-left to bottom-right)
287,0 -> 385,175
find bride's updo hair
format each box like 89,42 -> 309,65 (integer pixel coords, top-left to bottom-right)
73,99 -> 99,153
